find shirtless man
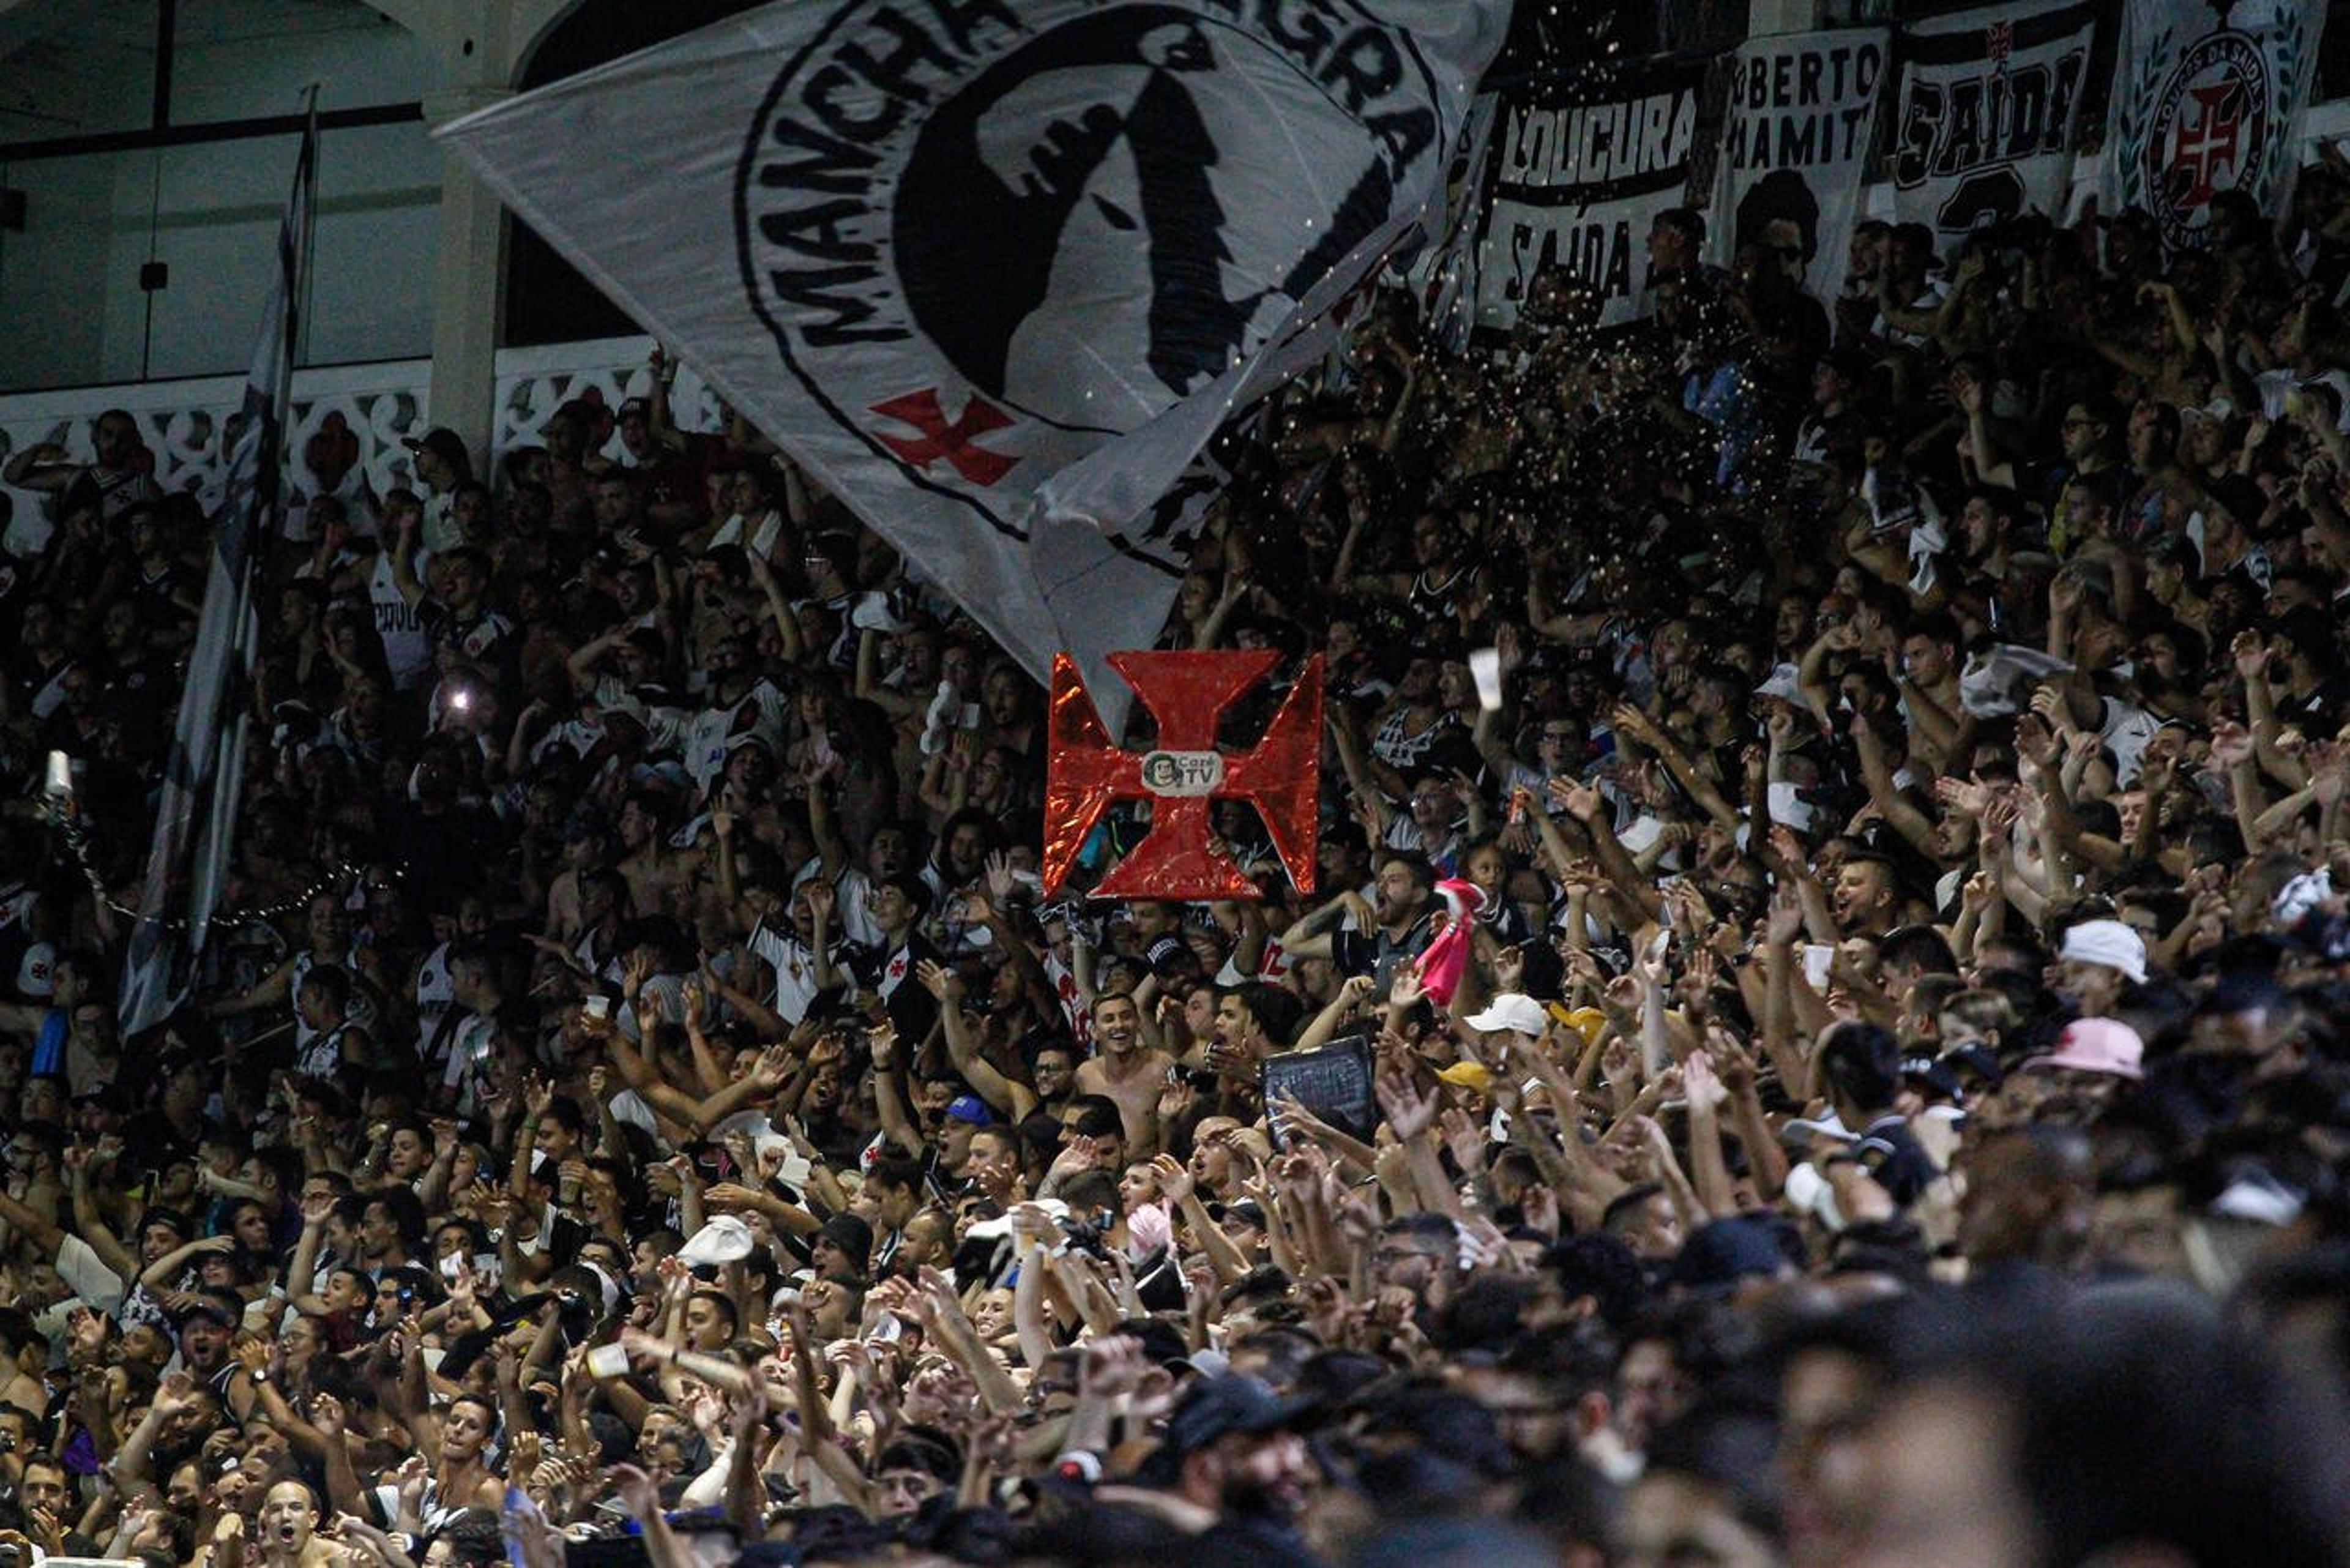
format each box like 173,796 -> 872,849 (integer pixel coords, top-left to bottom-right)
217,1478 -> 349,1568
1075,992 -> 1173,1161
614,790 -> 704,922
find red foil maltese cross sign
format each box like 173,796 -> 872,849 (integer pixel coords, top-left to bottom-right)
1043,651 -> 1323,902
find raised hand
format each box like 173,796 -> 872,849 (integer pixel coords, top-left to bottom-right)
1078,1334 -> 1148,1405
606,1462 -> 661,1518
915,958 -> 963,1002
1548,777 -> 1603,822
1934,774 -> 1991,818
1374,1065 -> 1438,1141
750,1042 -> 795,1090
1148,1152 -> 1195,1206
1682,1050 -> 1728,1113
1610,701 -> 1657,742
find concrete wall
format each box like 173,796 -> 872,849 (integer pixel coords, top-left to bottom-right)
0,0 -> 439,390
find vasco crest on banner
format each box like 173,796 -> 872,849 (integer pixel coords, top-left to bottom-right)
2147,29 -> 2274,243
2107,1 -> 2324,253
1043,651 -> 1322,903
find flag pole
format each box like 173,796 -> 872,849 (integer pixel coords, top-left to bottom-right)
118,100 -> 320,1036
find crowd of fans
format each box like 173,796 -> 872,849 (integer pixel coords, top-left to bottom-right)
3,135 -> 2350,1567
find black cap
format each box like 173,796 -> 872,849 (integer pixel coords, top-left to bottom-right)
172,1288 -> 244,1331
1668,1216 -> 1795,1296
1900,1055 -> 1964,1102
72,1083 -> 133,1113
400,426 -> 471,476
1159,1374 -> 1311,1458
1215,1198 -> 1267,1231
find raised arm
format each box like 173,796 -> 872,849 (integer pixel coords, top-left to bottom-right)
921,961 -> 1038,1121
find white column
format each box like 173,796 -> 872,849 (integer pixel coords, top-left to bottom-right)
421,82 -> 510,469
406,0 -> 576,471
423,83 -> 514,470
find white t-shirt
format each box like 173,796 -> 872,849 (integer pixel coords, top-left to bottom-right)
370,550 -> 435,689
2099,698 -> 2158,787
56,1231 -> 126,1315
414,941 -> 454,1062
682,681 -> 789,792
746,917 -> 841,1026
707,509 -> 784,559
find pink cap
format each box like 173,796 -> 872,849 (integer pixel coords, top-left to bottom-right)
2025,1017 -> 2144,1081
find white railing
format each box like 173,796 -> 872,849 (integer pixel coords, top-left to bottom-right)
0,335 -> 723,556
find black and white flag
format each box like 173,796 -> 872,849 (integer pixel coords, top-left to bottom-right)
1891,1 -> 2097,254
439,2 -> 1506,716
1710,28 -> 1888,304
1469,53 -> 1706,335
119,114 -> 316,1034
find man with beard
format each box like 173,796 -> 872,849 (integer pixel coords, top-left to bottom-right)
1277,852 -> 1438,996
1134,1373 -> 1318,1559
7,1449 -> 105,1558
679,632 -> 788,794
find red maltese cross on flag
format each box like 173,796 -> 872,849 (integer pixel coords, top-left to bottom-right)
1043,651 -> 1322,902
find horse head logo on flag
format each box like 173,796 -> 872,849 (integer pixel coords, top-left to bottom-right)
1043,651 -> 1322,902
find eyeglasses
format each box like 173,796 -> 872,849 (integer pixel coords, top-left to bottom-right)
1373,1245 -> 1441,1266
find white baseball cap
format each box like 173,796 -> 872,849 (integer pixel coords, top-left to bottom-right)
1464,993 -> 1547,1036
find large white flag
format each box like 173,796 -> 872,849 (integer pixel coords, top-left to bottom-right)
120,115 -> 316,1035
440,1 -> 1504,708
1890,1 -> 2097,255
2104,0 -> 2326,252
